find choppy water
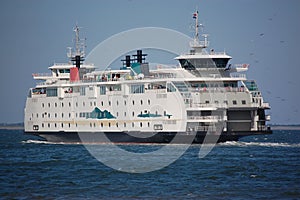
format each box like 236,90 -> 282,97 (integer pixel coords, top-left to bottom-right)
0,129 -> 299,199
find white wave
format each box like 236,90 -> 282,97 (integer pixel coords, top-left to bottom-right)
22,140 -> 300,148
22,140 -> 183,146
219,141 -> 300,148
22,140 -> 82,145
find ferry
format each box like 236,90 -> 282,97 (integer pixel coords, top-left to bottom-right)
24,12 -> 271,143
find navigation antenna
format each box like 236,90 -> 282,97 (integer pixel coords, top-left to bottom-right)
190,10 -> 209,52
67,25 -> 86,68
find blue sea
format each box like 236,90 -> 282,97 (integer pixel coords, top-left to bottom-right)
0,129 -> 299,199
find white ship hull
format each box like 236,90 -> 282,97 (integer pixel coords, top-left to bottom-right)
24,18 -> 272,144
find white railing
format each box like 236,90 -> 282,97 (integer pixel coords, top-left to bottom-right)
32,73 -> 52,77
187,116 -> 225,121
191,87 -> 246,93
53,63 -> 72,66
230,73 -> 246,78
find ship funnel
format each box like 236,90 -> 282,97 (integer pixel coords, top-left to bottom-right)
133,50 -> 147,64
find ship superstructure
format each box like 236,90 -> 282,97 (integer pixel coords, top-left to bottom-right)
24,13 -> 271,143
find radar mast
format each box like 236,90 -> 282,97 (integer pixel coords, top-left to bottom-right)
190,10 -> 209,53
67,25 -> 86,68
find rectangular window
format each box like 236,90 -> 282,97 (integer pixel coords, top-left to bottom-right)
242,100 -> 246,105
130,84 -> 144,94
80,87 -> 86,96
233,100 -> 237,105
100,86 -> 106,95
46,88 -> 57,97
154,124 -> 163,130
167,83 -> 176,92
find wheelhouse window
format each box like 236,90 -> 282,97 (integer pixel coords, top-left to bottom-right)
179,58 -> 230,69
59,69 -> 70,73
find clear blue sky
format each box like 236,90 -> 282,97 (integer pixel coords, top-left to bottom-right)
0,0 -> 299,124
